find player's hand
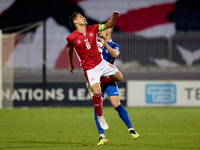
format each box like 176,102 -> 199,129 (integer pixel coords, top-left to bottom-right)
97,37 -> 106,47
68,64 -> 74,74
112,11 -> 119,18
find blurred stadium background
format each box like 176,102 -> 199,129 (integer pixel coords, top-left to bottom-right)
0,0 -> 200,108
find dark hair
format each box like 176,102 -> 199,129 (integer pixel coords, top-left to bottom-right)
69,12 -> 80,28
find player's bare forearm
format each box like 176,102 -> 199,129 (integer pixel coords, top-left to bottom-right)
104,11 -> 119,29
105,43 -> 119,58
67,48 -> 74,74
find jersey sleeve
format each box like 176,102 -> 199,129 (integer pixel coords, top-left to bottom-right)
66,36 -> 73,49
113,43 -> 120,53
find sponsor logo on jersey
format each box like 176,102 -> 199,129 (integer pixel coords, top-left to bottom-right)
84,38 -> 88,42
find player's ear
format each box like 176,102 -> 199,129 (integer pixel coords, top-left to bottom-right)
74,19 -> 78,25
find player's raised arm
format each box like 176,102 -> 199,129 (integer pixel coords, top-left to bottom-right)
67,48 -> 74,74
103,11 -> 119,30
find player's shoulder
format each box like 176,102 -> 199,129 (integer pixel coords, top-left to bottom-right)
111,40 -> 119,45
67,30 -> 79,41
68,30 -> 78,37
110,40 -> 120,48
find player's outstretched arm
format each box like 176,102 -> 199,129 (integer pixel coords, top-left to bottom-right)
67,48 -> 74,74
104,11 -> 119,29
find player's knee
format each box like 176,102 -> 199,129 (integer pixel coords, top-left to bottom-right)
116,71 -> 123,81
112,102 -> 121,108
110,96 -> 121,107
93,90 -> 101,94
92,87 -> 101,94
91,83 -> 101,94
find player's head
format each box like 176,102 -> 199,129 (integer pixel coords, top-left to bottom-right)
100,21 -> 112,38
69,12 -> 88,28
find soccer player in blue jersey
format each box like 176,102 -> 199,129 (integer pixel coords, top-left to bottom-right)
86,21 -> 139,145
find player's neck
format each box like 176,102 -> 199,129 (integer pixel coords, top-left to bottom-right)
76,25 -> 86,33
106,34 -> 112,41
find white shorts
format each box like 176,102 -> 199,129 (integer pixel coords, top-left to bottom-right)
86,59 -> 118,87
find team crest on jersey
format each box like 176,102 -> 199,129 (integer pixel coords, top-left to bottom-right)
84,38 -> 88,42
89,33 -> 93,37
77,40 -> 81,44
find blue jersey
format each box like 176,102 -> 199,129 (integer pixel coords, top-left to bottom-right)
102,40 -> 120,65
101,40 -> 120,98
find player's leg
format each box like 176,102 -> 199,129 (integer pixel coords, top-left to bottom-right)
110,96 -> 133,129
111,98 -> 139,139
85,68 -> 102,115
101,70 -> 123,85
87,77 -> 108,144
106,84 -> 134,130
109,70 -> 123,82
90,82 -> 108,130
106,84 -> 139,139
85,67 -> 109,130
91,82 -> 102,115
100,59 -> 123,83
94,96 -> 108,145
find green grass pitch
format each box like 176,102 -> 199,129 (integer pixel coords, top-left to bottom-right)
0,107 -> 199,150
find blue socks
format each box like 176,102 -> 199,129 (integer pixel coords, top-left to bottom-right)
94,104 -> 133,136
115,104 -> 133,129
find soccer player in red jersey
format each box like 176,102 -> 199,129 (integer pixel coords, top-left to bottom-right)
66,11 -> 123,130
86,21 -> 139,145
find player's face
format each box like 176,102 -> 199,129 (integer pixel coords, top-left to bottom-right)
76,14 -> 88,26
100,29 -> 108,38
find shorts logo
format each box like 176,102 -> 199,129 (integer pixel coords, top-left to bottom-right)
145,84 -> 176,104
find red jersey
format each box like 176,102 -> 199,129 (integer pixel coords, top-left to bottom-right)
66,24 -> 102,71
